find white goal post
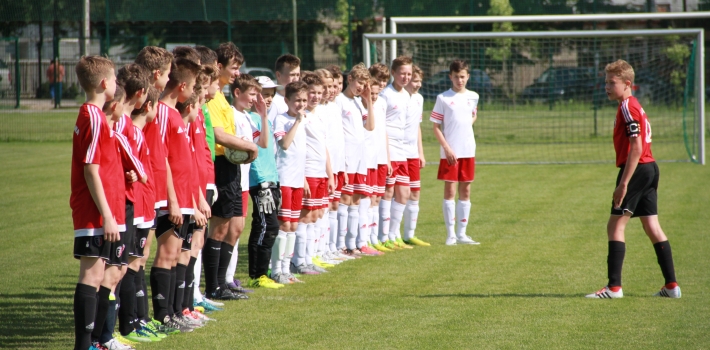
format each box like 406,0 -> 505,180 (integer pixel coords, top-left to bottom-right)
363,28 -> 705,165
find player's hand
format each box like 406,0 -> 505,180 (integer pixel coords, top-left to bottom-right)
243,141 -> 259,164
343,173 -> 349,186
257,186 -> 276,214
125,170 -> 138,183
199,197 -> 211,220
444,147 -> 457,166
613,184 -> 627,210
103,215 -> 120,242
303,180 -> 311,199
419,154 -> 426,168
327,176 -> 335,195
255,93 -> 268,117
387,162 -> 393,176
139,175 -> 148,184
194,210 -> 207,227
169,204 -> 183,226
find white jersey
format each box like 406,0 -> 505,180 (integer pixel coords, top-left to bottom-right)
273,112 -> 308,188
304,107 -> 328,178
267,93 -> 289,125
404,92 -> 423,159
430,89 -> 479,159
372,98 -> 389,165
380,84 -> 409,162
233,107 -> 253,191
324,101 -> 345,173
335,93 -> 368,175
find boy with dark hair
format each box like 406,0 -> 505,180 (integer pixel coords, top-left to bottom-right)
267,54 -> 301,124
195,45 -> 218,67
71,55 -> 119,350
172,46 -> 201,65
401,65 -> 429,246
204,43 -> 255,301
586,59 -> 680,299
369,63 -> 390,89
135,46 -> 173,92
431,60 -> 479,246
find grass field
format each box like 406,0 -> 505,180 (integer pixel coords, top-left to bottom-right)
0,141 -> 708,349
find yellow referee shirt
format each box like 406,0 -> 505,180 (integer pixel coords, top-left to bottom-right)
206,90 -> 234,156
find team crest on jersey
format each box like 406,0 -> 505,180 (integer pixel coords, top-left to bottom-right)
93,236 -> 104,247
140,237 -> 147,248
116,244 -> 125,258
74,125 -> 80,135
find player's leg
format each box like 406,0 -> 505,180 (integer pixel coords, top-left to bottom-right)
584,213 -> 630,299
454,181 -> 478,245
150,221 -> 184,326
203,217 -> 226,297
280,188 -> 303,284
355,173 -> 379,256
403,159 -> 429,246
74,251 -> 104,350
387,161 -> 411,249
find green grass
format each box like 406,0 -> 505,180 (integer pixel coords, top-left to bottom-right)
0,142 -> 708,349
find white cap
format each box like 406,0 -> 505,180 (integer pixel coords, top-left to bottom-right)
256,76 -> 280,89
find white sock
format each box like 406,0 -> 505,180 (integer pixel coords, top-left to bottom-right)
294,223 -> 307,267
281,231 -> 296,274
329,210 -> 338,252
443,199 -> 456,239
346,205 -> 359,250
403,200 -> 420,240
271,231 -> 287,276
193,250 -> 203,302
456,200 -> 472,238
337,203 -> 349,250
357,198 -> 371,249
388,201 -> 406,241
370,206 -> 379,245
317,211 -> 329,254
379,198 -> 391,242
225,237 -> 239,284
305,223 -> 315,265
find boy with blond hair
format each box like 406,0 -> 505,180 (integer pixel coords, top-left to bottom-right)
585,59 -> 680,299
135,46 -> 172,92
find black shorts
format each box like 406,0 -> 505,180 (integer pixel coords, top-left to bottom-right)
125,201 -> 138,258
611,162 -> 659,217
73,235 -> 112,260
155,214 -> 192,240
105,229 -> 129,266
133,227 -> 150,258
151,208 -> 158,230
212,156 -> 243,218
249,184 -> 281,239
181,222 -> 196,251
206,189 -> 215,206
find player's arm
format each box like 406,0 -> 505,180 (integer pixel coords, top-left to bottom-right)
433,123 -> 456,166
165,159 -> 182,226
385,131 -> 393,176
303,176 -> 311,198
362,85 -> 375,131
84,164 -> 119,242
417,125 -> 425,168
325,147 -> 335,194
614,134 -> 642,209
193,196 -> 207,227
214,127 -> 257,153
253,94 -> 270,149
279,116 -> 302,150
117,134 -> 147,183
198,187 -> 211,220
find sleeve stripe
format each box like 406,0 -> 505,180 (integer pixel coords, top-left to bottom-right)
117,133 -> 147,178
159,104 -> 169,144
274,131 -> 286,137
621,100 -> 634,123
135,127 -> 144,153
253,131 -> 261,138
85,105 -> 102,163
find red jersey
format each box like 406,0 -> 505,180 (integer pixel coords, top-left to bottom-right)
614,96 -> 655,167
159,103 -> 195,215
145,103 -> 168,208
70,104 -> 126,236
114,116 -> 146,204
189,110 -> 215,195
134,125 -> 156,227
186,122 -> 202,204
114,115 -> 139,202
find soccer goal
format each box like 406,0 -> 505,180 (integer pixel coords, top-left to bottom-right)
364,29 -> 705,165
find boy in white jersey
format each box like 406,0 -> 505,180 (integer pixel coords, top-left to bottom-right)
267,54 -> 301,124
431,60 -> 480,246
271,81 -> 310,285
291,72 -> 338,275
335,64 -> 378,257
402,65 -> 430,247
379,56 -> 414,250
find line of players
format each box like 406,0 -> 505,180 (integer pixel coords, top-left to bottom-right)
70,42 -> 482,350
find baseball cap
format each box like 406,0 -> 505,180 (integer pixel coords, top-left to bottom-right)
256,76 -> 280,89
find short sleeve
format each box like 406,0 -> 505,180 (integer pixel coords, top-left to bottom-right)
116,133 -> 146,178
621,100 -> 641,138
207,93 -> 228,130
82,108 -> 103,164
430,95 -> 444,124
273,115 -> 287,141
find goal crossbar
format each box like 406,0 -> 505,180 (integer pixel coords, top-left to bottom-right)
363,28 -> 705,165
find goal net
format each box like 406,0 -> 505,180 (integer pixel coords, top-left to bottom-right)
364,29 -> 704,165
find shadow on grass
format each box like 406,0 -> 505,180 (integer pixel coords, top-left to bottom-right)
0,292 -> 73,349
418,293 -> 579,298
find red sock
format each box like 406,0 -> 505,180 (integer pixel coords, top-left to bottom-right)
609,286 -> 622,292
665,282 -> 678,289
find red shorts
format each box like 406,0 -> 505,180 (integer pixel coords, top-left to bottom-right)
375,164 -> 388,196
367,168 -> 377,195
330,172 -> 346,202
303,177 -> 327,210
386,161 -> 410,187
242,191 -> 249,216
437,157 -> 475,182
407,158 -> 421,191
342,173 -> 369,196
278,186 -> 303,222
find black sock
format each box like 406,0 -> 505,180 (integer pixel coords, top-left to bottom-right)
218,242 -> 234,289
135,266 -> 146,324
91,286 -> 112,340
185,257 -> 197,311
140,267 -> 149,322
149,267 -> 171,324
74,283 -> 97,350
168,267 -> 176,316
174,264 -> 187,314
203,239 -> 221,294
118,269 -> 137,336
607,241 -> 626,287
653,241 -> 677,285
99,295 -> 117,344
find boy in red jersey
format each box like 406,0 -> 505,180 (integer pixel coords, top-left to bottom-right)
71,55 -> 118,350
135,46 -> 172,92
586,60 -> 680,299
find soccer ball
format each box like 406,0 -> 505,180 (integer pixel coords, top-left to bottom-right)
224,147 -> 251,164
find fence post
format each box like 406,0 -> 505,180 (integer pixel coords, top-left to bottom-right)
14,37 -> 20,108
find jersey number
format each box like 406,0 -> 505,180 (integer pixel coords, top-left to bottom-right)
645,120 -> 652,144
